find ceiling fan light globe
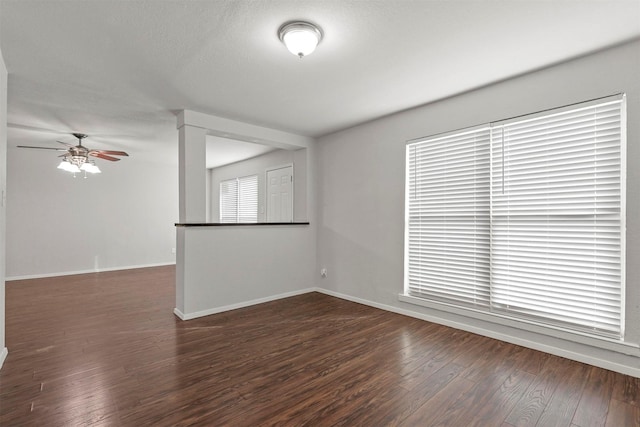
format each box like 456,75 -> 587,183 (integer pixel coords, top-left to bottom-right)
57,160 -> 70,170
67,164 -> 81,173
59,160 -> 77,173
81,163 -> 101,174
80,162 -> 95,172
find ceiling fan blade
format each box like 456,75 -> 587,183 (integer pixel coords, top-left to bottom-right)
17,145 -> 68,151
90,149 -> 128,157
56,140 -> 76,147
89,152 -> 120,161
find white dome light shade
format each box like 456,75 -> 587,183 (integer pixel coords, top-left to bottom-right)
57,160 -> 81,173
282,29 -> 319,57
278,21 -> 322,58
81,162 -> 101,174
58,157 -> 101,174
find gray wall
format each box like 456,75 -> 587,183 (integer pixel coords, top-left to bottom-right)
177,224 -> 316,318
0,37 -> 7,367
209,148 -> 308,222
5,147 -> 179,279
316,40 -> 640,375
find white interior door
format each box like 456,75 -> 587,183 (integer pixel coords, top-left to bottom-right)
266,166 -> 293,222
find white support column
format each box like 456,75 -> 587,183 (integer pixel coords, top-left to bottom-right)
178,124 -> 207,223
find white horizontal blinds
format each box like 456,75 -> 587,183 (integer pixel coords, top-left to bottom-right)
407,127 -> 491,307
220,175 -> 258,223
490,97 -> 623,336
238,175 -> 258,223
220,178 -> 238,223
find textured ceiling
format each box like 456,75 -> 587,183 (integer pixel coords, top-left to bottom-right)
1,0 -> 639,165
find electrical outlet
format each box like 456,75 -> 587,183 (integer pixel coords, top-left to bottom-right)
171,247 -> 176,254
320,268 -> 327,278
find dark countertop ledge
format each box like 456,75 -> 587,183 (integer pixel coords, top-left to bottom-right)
175,222 -> 310,227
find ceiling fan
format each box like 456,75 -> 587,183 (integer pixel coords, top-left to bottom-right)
17,132 -> 129,175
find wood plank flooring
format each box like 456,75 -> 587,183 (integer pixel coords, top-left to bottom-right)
0,265 -> 638,426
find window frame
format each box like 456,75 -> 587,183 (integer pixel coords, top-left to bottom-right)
403,94 -> 627,345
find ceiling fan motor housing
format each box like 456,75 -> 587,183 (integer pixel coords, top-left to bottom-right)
71,155 -> 87,164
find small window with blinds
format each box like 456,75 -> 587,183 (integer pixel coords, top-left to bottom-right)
220,175 -> 258,223
405,94 -> 625,339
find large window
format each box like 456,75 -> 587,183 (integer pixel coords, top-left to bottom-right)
220,175 -> 258,223
405,94 -> 625,339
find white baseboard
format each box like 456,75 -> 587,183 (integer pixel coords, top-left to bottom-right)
173,307 -> 186,320
0,347 -> 7,371
315,288 -> 640,379
174,287 -> 317,321
6,262 -> 176,281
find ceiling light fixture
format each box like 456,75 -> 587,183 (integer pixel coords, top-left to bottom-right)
17,133 -> 126,178
278,21 -> 323,58
58,155 -> 101,178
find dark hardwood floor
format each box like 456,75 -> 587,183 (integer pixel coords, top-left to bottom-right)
0,266 -> 638,426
